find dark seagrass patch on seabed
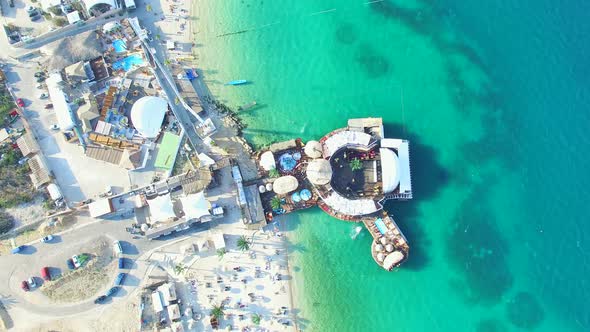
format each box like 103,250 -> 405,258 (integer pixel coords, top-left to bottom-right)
506,291 -> 545,330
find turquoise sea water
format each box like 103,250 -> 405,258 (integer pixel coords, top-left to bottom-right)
192,0 -> 590,331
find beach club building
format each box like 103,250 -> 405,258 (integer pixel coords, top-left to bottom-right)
249,118 -> 413,271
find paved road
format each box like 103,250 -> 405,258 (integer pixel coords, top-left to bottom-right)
0,216 -> 148,316
5,11 -> 127,58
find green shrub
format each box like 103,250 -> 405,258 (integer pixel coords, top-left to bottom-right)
0,211 -> 15,234
52,17 -> 68,27
48,6 -> 63,16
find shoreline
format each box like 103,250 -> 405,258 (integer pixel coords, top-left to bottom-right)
187,2 -> 303,330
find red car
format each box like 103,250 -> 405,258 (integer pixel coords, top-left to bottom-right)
21,280 -> 29,291
40,267 -> 51,281
16,98 -> 25,107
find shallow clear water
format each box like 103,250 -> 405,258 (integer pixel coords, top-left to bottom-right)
192,0 -> 590,331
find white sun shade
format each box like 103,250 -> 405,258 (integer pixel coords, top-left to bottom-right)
147,194 -> 175,222
180,192 -> 210,221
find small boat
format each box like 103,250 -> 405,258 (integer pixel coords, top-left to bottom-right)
225,79 -> 248,86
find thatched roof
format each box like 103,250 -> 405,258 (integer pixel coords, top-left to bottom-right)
273,175 -> 298,195
259,151 -> 275,171
304,140 -> 322,158
45,31 -> 102,71
306,159 -> 332,185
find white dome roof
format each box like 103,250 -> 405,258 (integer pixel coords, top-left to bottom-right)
130,96 -> 168,138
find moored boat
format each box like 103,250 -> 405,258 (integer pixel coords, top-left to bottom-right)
225,79 -> 248,86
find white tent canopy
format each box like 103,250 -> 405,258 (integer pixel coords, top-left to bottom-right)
273,175 -> 298,195
304,140 -> 322,158
306,159 -> 332,185
259,151 -> 276,171
130,96 -> 168,138
147,194 -> 175,222
380,148 -> 400,193
46,73 -> 75,131
180,192 -> 210,221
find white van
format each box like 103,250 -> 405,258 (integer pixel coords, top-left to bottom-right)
113,240 -> 123,255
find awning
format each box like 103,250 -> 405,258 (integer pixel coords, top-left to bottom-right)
380,148 -> 400,193
273,175 -> 298,195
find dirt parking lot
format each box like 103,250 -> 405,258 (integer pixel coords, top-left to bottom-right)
41,237 -> 115,303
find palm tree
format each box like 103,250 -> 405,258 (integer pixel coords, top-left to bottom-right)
164,59 -> 171,66
251,313 -> 261,325
236,235 -> 250,252
210,303 -> 224,320
270,196 -> 281,210
216,248 -> 227,260
349,158 -> 362,171
268,168 -> 279,178
174,263 -> 185,275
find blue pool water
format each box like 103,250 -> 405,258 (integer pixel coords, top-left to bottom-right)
112,39 -> 127,53
112,54 -> 145,72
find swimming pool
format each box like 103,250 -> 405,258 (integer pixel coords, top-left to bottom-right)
112,39 -> 127,53
112,54 -> 145,72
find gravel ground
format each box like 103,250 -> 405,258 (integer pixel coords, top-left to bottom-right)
4,195 -> 46,229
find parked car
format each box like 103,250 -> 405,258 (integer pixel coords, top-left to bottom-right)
114,272 -> 126,286
45,103 -> 53,109
36,76 -> 46,83
72,255 -> 81,269
8,0 -> 14,8
113,240 -> 123,255
50,124 -> 59,130
20,280 -> 29,291
34,72 -> 45,78
66,258 -> 75,270
11,245 -> 25,254
16,98 -> 25,107
94,295 -> 107,304
39,93 -> 48,99
106,286 -> 119,297
40,235 -> 54,243
118,258 -> 125,269
26,6 -> 36,14
40,267 -> 51,281
27,277 -> 37,289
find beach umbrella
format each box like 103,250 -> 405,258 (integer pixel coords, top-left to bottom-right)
266,183 -> 273,191
306,159 -> 332,185
258,185 -> 266,193
299,189 -> 312,201
379,237 -> 387,245
377,252 -> 385,262
260,151 -> 276,171
385,244 -> 394,252
374,244 -> 384,252
291,192 -> 301,203
273,175 -> 299,195
304,140 -> 323,158
293,152 -> 301,161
